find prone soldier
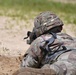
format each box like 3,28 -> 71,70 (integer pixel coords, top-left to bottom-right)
14,11 -> 76,75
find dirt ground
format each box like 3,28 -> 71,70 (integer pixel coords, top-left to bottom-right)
0,15 -> 76,75
0,16 -> 31,75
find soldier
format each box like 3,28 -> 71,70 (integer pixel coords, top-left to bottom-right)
14,11 -> 76,75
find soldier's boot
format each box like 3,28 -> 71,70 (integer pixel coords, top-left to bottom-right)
13,67 -> 56,75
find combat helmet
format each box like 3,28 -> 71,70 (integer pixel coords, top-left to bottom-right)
33,11 -> 63,37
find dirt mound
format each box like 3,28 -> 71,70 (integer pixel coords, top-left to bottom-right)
0,55 -> 21,75
13,67 -> 55,75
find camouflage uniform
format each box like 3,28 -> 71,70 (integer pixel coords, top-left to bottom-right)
21,33 -> 76,75
20,11 -> 76,75
42,33 -> 76,75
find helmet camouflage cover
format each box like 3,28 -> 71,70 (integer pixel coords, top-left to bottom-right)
33,11 -> 63,37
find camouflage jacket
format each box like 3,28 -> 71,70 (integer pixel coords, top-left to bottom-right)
21,33 -> 76,68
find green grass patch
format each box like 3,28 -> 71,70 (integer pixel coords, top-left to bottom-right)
0,0 -> 76,24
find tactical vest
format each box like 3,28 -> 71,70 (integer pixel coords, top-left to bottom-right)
40,33 -> 73,66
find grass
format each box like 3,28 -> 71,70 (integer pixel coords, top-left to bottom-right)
0,0 -> 76,25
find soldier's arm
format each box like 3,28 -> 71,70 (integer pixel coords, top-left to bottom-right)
21,54 -> 39,68
21,37 -> 45,68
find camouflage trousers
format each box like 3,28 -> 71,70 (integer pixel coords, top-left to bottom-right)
42,50 -> 76,75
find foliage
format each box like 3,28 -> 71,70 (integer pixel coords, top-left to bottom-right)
0,0 -> 76,24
